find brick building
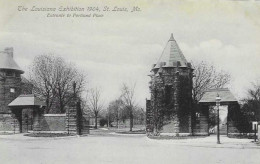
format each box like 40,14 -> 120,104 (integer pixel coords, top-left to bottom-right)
0,48 -> 37,132
146,34 -> 194,135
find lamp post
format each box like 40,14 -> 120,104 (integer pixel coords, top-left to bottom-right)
216,94 -> 221,144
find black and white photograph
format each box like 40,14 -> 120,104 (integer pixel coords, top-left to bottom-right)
0,0 -> 260,163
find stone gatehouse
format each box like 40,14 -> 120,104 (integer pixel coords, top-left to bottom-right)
146,34 -> 193,135
0,47 -> 32,132
146,34 -> 241,136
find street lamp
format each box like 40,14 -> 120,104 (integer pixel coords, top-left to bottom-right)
216,94 -> 221,144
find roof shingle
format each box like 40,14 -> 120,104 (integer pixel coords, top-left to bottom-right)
8,94 -> 46,107
0,48 -> 24,73
199,88 -> 237,103
153,34 -> 188,69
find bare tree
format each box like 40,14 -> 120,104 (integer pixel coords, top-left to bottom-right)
192,61 -> 231,103
29,55 -> 56,113
242,81 -> 260,121
87,87 -> 104,129
133,107 -> 146,125
121,83 -> 137,131
53,58 -> 85,113
247,82 -> 260,102
29,55 -> 86,113
107,98 -> 124,128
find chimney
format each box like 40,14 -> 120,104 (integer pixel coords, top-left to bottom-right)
4,47 -> 14,58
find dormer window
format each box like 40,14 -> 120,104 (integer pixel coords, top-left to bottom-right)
6,70 -> 13,77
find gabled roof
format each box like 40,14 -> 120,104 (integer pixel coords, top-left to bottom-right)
153,34 -> 188,69
8,94 -> 46,107
199,88 -> 237,104
0,49 -> 24,73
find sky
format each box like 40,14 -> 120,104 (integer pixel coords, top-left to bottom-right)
0,0 -> 260,108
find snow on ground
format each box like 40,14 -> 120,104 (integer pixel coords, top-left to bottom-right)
0,132 -> 259,164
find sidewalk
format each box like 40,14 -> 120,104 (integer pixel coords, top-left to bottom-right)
148,135 -> 260,149
1,131 -> 259,149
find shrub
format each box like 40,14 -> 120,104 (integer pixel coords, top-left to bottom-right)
99,119 -> 107,127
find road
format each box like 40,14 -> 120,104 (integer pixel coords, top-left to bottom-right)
0,132 -> 259,164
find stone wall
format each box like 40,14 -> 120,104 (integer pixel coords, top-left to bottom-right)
41,114 -> 67,131
227,121 -> 239,134
0,114 -> 19,132
148,65 -> 193,135
146,100 -> 153,132
0,73 -> 22,113
32,113 -> 90,133
193,106 -> 209,135
66,100 -> 89,135
227,103 -> 248,134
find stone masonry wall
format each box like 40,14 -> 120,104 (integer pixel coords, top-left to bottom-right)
148,66 -> 193,135
193,106 -> 209,135
41,114 -> 67,131
0,114 -> 19,132
66,99 -> 89,135
0,72 -> 22,113
146,100 -> 153,132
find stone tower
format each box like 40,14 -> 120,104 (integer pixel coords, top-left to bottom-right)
0,47 -> 24,113
146,34 -> 193,135
0,48 -> 24,131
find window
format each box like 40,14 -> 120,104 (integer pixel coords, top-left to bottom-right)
15,73 -> 21,78
195,112 -> 200,124
6,71 -> 13,77
10,88 -> 15,93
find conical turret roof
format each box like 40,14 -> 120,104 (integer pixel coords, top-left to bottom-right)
153,34 -> 188,69
0,48 -> 24,74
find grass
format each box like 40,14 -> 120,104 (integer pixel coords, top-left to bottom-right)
148,135 -> 208,140
116,129 -> 146,134
0,132 -> 14,135
24,132 -> 76,137
228,134 -> 257,139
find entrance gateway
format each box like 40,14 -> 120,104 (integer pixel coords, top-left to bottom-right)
8,94 -> 45,133
145,34 -> 240,136
198,88 -> 239,135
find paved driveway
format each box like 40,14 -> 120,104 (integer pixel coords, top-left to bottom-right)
0,132 -> 259,164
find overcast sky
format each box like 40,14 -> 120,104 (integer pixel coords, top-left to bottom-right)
0,0 -> 260,108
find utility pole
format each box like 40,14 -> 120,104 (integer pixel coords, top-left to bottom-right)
216,94 -> 221,144
107,108 -> 110,129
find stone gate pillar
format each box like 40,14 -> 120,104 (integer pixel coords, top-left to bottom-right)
33,107 -> 43,132
66,96 -> 89,135
66,99 -> 77,134
146,99 -> 153,132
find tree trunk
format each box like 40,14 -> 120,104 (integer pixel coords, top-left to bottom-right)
116,111 -> 119,129
46,99 -> 50,114
130,109 -> 133,131
95,113 -> 98,129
